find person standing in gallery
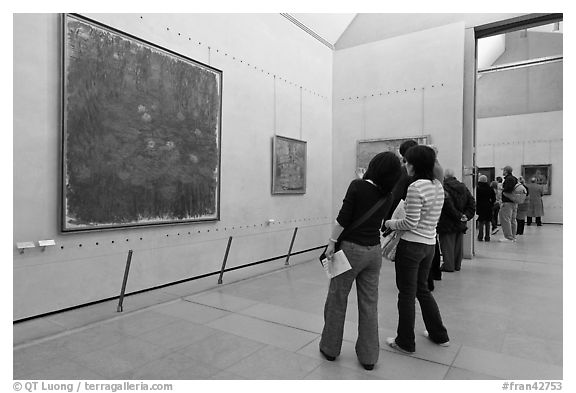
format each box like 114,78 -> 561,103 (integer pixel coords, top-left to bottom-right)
320,152 -> 401,371
379,139 -> 444,292
436,169 -> 476,272
384,140 -> 445,224
476,175 -> 495,242
516,176 -> 530,236
526,177 -> 544,226
383,139 -> 419,222
498,166 -> 519,242
383,145 -> 449,354
491,177 -> 503,235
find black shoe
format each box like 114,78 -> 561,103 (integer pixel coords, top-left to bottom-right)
320,348 -> 336,361
455,268 -> 461,271
362,364 -> 374,370
485,237 -> 490,242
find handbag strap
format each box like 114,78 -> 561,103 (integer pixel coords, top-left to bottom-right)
337,192 -> 391,243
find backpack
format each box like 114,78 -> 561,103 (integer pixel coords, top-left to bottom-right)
503,182 -> 527,204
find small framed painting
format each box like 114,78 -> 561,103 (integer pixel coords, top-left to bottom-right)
272,135 -> 307,194
522,164 -> 552,195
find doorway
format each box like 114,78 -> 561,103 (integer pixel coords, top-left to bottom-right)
471,14 -> 563,256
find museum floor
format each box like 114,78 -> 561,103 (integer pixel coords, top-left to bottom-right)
13,225 -> 563,380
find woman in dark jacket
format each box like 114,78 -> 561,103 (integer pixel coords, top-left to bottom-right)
320,152 -> 401,371
476,175 -> 496,241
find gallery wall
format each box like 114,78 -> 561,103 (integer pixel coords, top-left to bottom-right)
335,13 -> 526,50
13,13 -> 333,320
476,111 -> 562,223
476,31 -> 563,118
332,22 -> 466,216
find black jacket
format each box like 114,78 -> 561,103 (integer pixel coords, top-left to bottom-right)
501,174 -> 518,203
437,177 -> 476,234
476,182 -> 496,221
383,166 -> 411,223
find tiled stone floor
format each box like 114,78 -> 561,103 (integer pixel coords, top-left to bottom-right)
14,225 -> 563,380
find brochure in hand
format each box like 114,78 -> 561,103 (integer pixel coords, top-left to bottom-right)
320,250 -> 352,279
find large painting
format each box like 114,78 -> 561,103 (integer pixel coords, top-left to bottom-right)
61,14 -> 222,231
522,164 -> 552,195
356,135 -> 429,177
272,135 -> 307,194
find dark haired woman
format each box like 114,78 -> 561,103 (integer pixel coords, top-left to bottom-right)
320,151 -> 401,370
383,145 -> 450,354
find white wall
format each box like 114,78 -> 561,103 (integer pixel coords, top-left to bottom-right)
336,13 -> 526,49
477,34 -> 505,70
332,22 -> 466,217
13,13 -> 333,320
476,111 -> 562,223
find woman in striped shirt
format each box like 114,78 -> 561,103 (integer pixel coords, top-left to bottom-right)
383,145 -> 450,353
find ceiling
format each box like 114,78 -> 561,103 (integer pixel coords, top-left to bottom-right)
289,13 -> 357,46
288,13 -> 536,50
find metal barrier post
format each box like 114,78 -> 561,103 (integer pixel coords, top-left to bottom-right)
218,236 -> 233,284
117,249 -> 133,312
285,227 -> 298,265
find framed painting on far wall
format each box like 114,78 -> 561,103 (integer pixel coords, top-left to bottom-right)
61,13 -> 223,231
356,135 -> 429,177
522,164 -> 552,195
477,167 -> 495,183
272,135 -> 307,194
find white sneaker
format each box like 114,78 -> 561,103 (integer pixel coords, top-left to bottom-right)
423,331 -> 450,347
491,228 -> 500,235
498,238 -> 515,243
386,337 -> 414,354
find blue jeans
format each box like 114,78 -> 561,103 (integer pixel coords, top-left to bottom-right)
394,239 -> 449,352
320,241 -> 382,365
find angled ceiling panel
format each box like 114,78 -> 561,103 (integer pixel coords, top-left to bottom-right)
289,13 -> 356,47
335,13 -> 528,50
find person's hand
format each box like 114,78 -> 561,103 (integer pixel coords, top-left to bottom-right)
384,220 -> 391,229
460,214 -> 468,222
325,241 -> 337,261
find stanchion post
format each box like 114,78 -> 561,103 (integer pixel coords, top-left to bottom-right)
285,227 -> 298,266
218,236 -> 233,284
117,249 -> 133,312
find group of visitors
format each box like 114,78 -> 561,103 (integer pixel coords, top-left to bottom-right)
317,138 -> 546,371
477,166 -> 545,243
319,140 -> 451,370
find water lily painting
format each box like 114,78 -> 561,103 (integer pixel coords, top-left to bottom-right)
61,14 -> 222,231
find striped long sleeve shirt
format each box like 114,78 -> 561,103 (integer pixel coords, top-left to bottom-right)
387,179 -> 444,245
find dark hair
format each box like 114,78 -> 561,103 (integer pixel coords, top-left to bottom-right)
403,145 -> 436,182
496,176 -> 503,182
399,140 -> 418,158
363,151 -> 402,194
